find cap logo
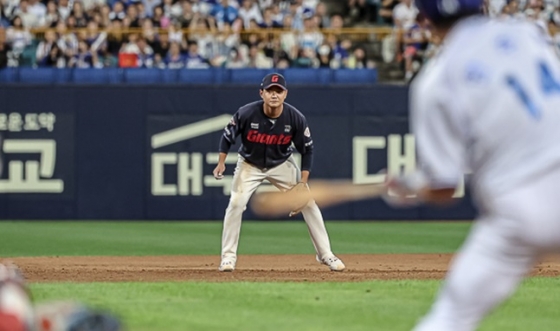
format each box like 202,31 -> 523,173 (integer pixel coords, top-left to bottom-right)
271,75 -> 279,83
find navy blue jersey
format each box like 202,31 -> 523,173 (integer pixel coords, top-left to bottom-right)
219,100 -> 314,171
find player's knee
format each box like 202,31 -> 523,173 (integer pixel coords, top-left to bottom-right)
227,194 -> 248,211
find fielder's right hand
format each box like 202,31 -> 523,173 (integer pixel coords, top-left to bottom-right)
213,163 -> 226,180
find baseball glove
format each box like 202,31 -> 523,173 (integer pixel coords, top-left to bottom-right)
287,182 -> 312,217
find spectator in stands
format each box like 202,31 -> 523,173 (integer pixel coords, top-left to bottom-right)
329,37 -> 351,68
177,0 -> 196,27
0,2 -> 11,27
347,46 -> 373,69
345,0 -> 378,23
289,0 -> 305,30
402,12 -> 427,81
28,0 -> 46,26
552,4 -> 560,26
246,43 -> 271,67
213,21 -> 239,60
293,46 -> 318,67
109,1 -> 126,21
141,18 -> 157,42
190,16 -> 217,59
238,0 -> 262,29
14,0 -> 40,28
314,2 -> 329,28
525,0 -> 549,29
43,1 -> 59,27
224,46 -> 246,68
212,0 -> 238,29
126,3 -> 141,27
422,32 -> 441,63
35,28 -> 56,64
191,0 -> 214,17
151,31 -> 169,57
82,0 -> 106,12
262,35 -> 290,67
0,27 -> 9,68
165,41 -> 184,68
105,19 -> 125,57
98,4 -> 112,27
136,36 -> 154,67
86,21 -> 107,56
55,20 -> 78,58
69,39 -> 97,67
70,1 -> 89,27
317,43 -> 331,67
259,7 -> 282,27
378,0 -> 399,24
38,42 -> 66,67
142,0 -> 161,17
167,19 -> 182,43
392,0 -> 418,29
328,13 -> 344,29
151,5 -> 170,27
258,0 -> 274,10
184,41 -> 209,68
298,16 -> 323,51
6,15 -> 31,60
270,3 -> 284,24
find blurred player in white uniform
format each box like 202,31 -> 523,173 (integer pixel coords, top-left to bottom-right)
385,0 -> 560,330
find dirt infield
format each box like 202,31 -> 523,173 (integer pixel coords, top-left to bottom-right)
8,254 -> 560,283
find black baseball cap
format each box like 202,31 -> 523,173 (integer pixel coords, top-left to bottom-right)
260,73 -> 287,90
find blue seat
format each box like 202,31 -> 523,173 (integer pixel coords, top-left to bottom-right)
0,68 -> 17,83
161,69 -> 179,84
332,69 -> 377,85
18,68 -> 55,83
123,69 -> 161,84
177,69 -> 214,84
283,68 -> 329,85
229,69 -> 273,85
72,68 -> 122,84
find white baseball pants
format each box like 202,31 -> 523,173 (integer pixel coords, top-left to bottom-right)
221,155 -> 335,263
413,169 -> 560,331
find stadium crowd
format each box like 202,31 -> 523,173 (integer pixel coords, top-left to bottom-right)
0,0 -> 381,70
0,0 -> 558,80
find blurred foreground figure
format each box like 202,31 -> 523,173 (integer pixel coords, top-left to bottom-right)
385,0 -> 560,330
0,263 -> 122,331
0,263 -> 33,331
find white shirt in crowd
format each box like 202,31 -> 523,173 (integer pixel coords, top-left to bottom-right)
392,2 -> 419,29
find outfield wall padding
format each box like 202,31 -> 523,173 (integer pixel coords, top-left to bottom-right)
0,85 -> 476,220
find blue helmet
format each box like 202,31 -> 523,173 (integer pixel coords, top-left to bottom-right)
415,0 -> 483,24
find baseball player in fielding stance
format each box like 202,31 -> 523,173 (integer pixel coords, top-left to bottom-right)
213,73 -> 345,272
385,1 -> 560,330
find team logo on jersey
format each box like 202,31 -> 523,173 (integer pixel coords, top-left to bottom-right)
251,123 -> 259,129
247,130 -> 292,145
304,127 -> 311,137
284,125 -> 291,132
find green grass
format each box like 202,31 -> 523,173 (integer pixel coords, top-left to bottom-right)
30,278 -> 560,331
4,221 -> 559,331
0,221 -> 471,256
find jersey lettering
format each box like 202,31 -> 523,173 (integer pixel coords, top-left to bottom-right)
506,61 -> 560,120
247,130 -> 292,145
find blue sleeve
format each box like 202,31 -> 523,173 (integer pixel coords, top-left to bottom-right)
293,115 -> 314,171
219,112 -> 242,153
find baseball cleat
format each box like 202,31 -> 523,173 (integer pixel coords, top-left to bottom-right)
219,260 -> 235,272
317,255 -> 346,272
